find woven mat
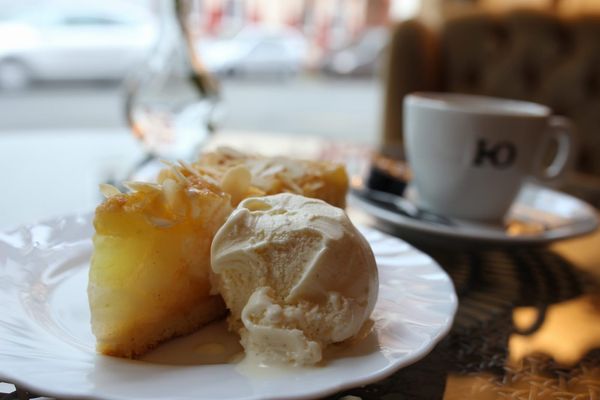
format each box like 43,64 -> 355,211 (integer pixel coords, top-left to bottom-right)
331,243 -> 600,400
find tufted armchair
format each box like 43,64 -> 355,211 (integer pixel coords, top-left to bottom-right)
382,9 -> 600,178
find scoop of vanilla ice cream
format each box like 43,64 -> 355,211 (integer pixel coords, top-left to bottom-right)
210,193 -> 378,365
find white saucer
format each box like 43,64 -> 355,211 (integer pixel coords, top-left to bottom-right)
0,214 -> 457,400
350,183 -> 598,245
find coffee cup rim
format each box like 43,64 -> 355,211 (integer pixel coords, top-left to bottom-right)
405,92 -> 551,118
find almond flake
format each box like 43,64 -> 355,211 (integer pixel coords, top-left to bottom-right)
99,183 -> 121,198
123,181 -> 161,193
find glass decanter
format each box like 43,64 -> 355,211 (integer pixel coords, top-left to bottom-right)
124,0 -> 220,164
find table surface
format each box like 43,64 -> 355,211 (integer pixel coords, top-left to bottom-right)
1,129 -> 600,400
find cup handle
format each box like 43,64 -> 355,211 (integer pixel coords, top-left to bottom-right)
535,116 -> 575,181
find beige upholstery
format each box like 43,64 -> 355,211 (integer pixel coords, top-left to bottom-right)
383,10 -> 600,176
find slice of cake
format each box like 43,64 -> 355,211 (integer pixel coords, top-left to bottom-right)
88,170 -> 232,358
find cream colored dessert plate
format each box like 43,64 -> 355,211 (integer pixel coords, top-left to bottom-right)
0,214 -> 457,400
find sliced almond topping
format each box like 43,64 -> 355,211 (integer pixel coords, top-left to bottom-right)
160,160 -> 190,185
259,163 -> 285,177
221,165 -> 252,205
303,181 -> 324,192
199,173 -> 220,187
123,181 -> 161,193
277,172 -> 303,193
162,178 -> 181,212
99,183 -> 122,198
178,160 -> 201,177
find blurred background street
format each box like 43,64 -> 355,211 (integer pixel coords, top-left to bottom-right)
0,78 -> 381,144
0,0 -> 402,148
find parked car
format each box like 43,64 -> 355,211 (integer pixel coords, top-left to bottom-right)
197,25 -> 308,79
0,5 -> 155,90
321,27 -> 389,77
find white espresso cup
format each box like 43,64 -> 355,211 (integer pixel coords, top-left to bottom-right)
403,93 -> 575,222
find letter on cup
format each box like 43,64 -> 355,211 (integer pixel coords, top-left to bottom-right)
473,139 -> 517,169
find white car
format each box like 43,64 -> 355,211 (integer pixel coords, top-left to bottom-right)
0,5 -> 156,89
321,27 -> 389,77
198,26 -> 308,79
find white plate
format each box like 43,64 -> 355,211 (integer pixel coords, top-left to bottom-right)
351,183 -> 598,245
0,214 -> 457,400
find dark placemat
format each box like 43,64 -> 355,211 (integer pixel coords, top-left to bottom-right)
328,241 -> 599,400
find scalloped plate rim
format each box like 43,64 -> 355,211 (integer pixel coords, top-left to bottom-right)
0,213 -> 457,400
